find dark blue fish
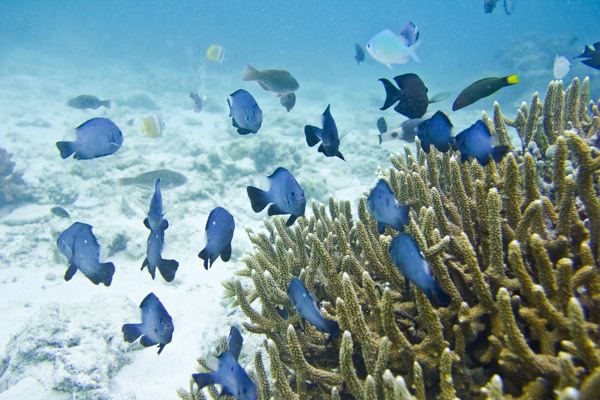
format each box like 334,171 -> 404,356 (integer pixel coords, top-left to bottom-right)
144,179 -> 168,231
122,292 -> 174,355
367,180 -> 410,234
287,278 -> 339,343
389,233 -> 451,306
198,207 -> 235,269
415,110 -> 453,153
379,73 -> 429,119
193,351 -> 256,400
304,105 -> 345,160
354,43 -> 365,64
227,89 -> 262,135
56,117 -> 123,160
142,229 -> 179,282
399,21 -> 419,46
57,222 -> 115,286
452,120 -> 509,166
227,326 -> 243,361
247,167 -> 306,227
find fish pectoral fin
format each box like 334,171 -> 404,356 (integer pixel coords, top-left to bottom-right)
268,203 -> 286,216
220,244 -> 232,262
258,82 -> 270,91
143,218 -> 151,230
335,151 -> 345,161
304,125 -> 322,147
64,264 -> 78,281
139,334 -> 159,348
377,222 -> 387,234
285,214 -> 298,227
158,259 -> 179,282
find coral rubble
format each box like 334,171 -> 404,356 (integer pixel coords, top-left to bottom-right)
0,147 -> 27,205
179,76 -> 600,399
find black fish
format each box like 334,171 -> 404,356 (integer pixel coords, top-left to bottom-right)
67,95 -> 111,110
453,120 -> 509,166
379,73 -> 429,119
376,117 -> 387,134
122,293 -> 174,355
304,104 -> 345,160
415,110 -> 453,153
354,43 -> 365,64
452,75 -> 519,111
574,42 -> 600,71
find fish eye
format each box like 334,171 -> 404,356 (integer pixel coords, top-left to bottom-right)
391,132 -> 398,138
291,192 -> 295,197
366,43 -> 371,48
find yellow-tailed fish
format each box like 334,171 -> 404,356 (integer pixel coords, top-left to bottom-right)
141,113 -> 165,138
206,45 -> 225,63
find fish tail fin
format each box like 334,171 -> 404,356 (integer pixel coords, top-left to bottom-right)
336,151 -> 345,161
491,145 -> 510,163
117,177 -> 132,186
98,262 -> 115,286
506,74 -> 519,85
247,186 -> 270,212
192,373 -> 217,390
304,125 -> 322,147
432,284 -> 451,307
102,100 -> 111,109
198,248 -> 215,270
242,64 -> 260,81
379,78 -> 402,111
56,141 -> 75,159
157,258 -> 178,282
409,39 -> 423,63
324,318 -> 340,339
122,323 -> 143,343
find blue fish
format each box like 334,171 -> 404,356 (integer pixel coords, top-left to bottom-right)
144,179 -> 168,231
287,278 -> 339,343
415,110 -> 453,153
142,229 -> 179,282
227,89 -> 262,135
198,207 -> 235,270
389,233 -> 451,306
122,292 -> 174,355
247,167 -> 306,227
367,180 -> 410,234
452,120 -> 509,166
57,222 -> 115,286
56,117 -> 123,160
304,105 -> 345,160
192,328 -> 257,400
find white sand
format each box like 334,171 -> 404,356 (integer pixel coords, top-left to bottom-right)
0,49 -> 487,399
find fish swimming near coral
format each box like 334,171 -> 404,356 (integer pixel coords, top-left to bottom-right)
452,120 -> 509,166
367,179 -> 410,234
206,45 -> 225,63
366,28 -> 422,69
141,113 -> 165,138
67,94 -> 111,110
389,233 -> 451,306
190,92 -> 203,113
379,73 -> 430,119
287,278 -> 340,343
56,117 -> 123,160
142,229 -> 179,282
452,75 -> 519,111
280,92 -> 296,112
247,167 -> 305,227
227,89 -> 263,135
144,179 -> 168,231
415,110 -> 453,153
354,43 -> 365,64
198,207 -> 235,270
122,292 -> 174,355
242,64 -> 299,95
117,169 -> 188,190
192,328 -> 257,400
377,112 -> 435,144
574,42 -> 600,71
553,55 -> 571,79
57,222 -> 115,286
304,104 -> 345,160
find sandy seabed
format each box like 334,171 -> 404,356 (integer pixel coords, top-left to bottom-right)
0,50 -> 484,399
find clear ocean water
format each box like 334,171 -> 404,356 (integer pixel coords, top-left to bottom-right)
1,1 -> 599,399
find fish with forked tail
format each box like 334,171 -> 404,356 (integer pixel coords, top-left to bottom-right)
247,167 -> 305,227
304,104 -> 345,160
56,117 -> 123,160
378,73 -> 430,119
198,207 -> 235,270
122,292 -> 174,355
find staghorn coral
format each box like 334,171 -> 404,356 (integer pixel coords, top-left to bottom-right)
0,147 -> 27,205
179,76 -> 600,399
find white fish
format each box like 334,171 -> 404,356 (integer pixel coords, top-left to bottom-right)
141,113 -> 165,138
553,55 -> 571,79
366,29 -> 422,69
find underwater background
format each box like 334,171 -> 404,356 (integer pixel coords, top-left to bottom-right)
1,1 -> 600,399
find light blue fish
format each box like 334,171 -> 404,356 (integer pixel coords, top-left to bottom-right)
389,233 -> 451,306
366,29 -> 422,69
246,167 -> 305,226
56,117 -> 123,160
198,207 -> 235,269
367,180 -> 410,234
122,292 -> 174,355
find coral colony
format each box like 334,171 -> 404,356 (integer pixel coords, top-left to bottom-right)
178,77 -> 600,399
